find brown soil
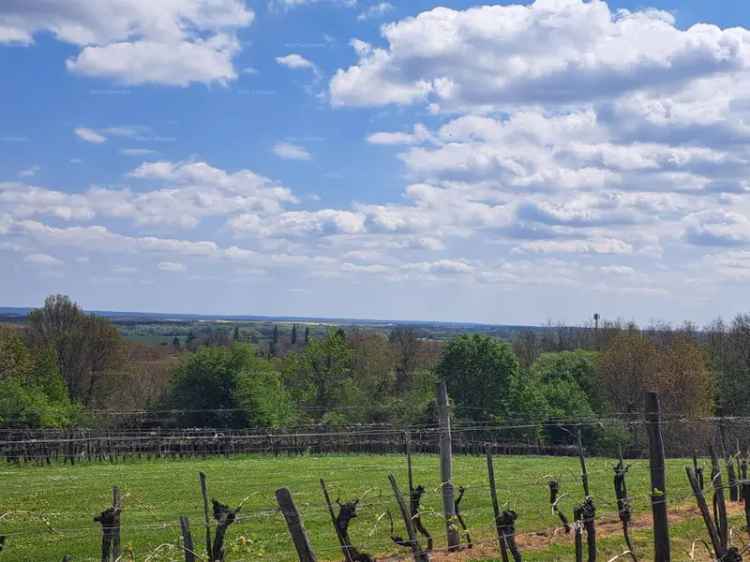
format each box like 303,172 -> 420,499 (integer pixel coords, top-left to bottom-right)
378,501 -> 747,562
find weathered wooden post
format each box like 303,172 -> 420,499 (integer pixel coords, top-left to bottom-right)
645,392 -> 670,562
112,486 -> 121,561
276,487 -> 317,562
388,474 -> 429,562
686,466 -> 724,559
179,516 -> 196,562
709,444 -> 729,550
199,472 -> 213,560
718,408 -> 739,502
437,381 -> 460,550
486,450 -> 509,562
613,449 -> 637,562
320,479 -> 355,562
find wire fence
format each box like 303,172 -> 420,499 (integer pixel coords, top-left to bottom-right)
3,409 -> 750,561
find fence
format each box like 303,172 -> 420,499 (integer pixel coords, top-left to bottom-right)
2,390 -> 750,562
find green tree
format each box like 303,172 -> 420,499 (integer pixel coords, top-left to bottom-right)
0,327 -> 77,428
530,350 -> 602,412
283,329 -> 352,415
166,344 -> 292,428
27,295 -> 122,405
291,324 -> 298,345
435,334 -> 520,420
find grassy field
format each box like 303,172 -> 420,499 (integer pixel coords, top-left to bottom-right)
0,453 -> 744,561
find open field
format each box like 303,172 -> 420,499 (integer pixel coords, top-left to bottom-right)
1,453 -> 745,562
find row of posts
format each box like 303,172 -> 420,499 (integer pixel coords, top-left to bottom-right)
87,385 -> 672,562
271,387 -> 673,562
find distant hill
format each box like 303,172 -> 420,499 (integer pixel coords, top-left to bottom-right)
0,306 -> 542,333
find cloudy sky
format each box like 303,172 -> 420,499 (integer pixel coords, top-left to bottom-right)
2,0 -> 750,325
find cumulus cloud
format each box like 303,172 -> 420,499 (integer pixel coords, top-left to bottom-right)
0,1 -> 254,86
330,1 -> 750,110
367,124 -> 431,145
75,127 -> 107,144
357,2 -> 393,21
276,53 -> 316,71
0,161 -> 297,229
272,142 -> 312,160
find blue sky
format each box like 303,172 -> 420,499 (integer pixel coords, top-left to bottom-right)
3,0 -> 750,326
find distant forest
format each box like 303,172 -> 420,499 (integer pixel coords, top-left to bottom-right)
2,294 -> 748,453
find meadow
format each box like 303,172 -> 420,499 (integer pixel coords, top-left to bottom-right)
1,453 -> 743,562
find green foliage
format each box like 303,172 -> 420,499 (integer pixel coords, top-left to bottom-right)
436,334 -> 520,419
0,377 -> 77,428
166,344 -> 293,428
282,329 -> 352,413
0,328 -> 78,428
530,350 -> 602,412
27,295 -> 123,405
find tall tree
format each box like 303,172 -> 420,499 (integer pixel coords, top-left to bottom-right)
291,324 -> 298,345
389,327 -> 420,392
27,295 -> 122,406
304,326 -> 310,345
435,334 -> 520,420
166,344 -> 292,428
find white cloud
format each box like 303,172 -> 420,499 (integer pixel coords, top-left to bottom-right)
75,127 -> 107,144
330,1 -> 750,110
24,253 -> 63,267
158,261 -> 187,272
517,239 -> 634,255
357,2 -> 393,21
0,161 -> 297,229
1,1 -> 254,86
367,124 -> 431,145
272,142 -> 312,160
276,53 -> 319,76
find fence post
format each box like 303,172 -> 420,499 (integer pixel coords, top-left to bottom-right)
486,450 -> 509,562
709,445 -> 729,549
112,486 -> 121,561
388,474 -> 430,562
275,487 -> 317,562
320,479 -> 355,562
179,516 -> 196,562
437,381 -> 460,550
199,472 -> 213,561
645,392 -> 670,562
717,407 -> 739,502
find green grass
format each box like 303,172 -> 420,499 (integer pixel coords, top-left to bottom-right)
0,454 -> 740,561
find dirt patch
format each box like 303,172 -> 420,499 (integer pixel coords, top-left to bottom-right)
378,501 -> 747,562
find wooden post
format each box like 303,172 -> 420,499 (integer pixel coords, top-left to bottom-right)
645,392 -> 670,562
199,472 -> 213,561
486,450 -> 509,562
574,505 -> 584,562
613,452 -> 637,562
112,486 -> 121,561
180,516 -> 196,562
718,408 -> 739,502
405,431 -> 414,496
320,479 -> 354,562
437,381 -> 460,550
709,444 -> 729,549
276,487 -> 317,562
388,474 -> 429,562
577,430 -> 590,497
686,467 -> 724,559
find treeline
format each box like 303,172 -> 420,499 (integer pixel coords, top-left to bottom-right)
2,295 -> 749,449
